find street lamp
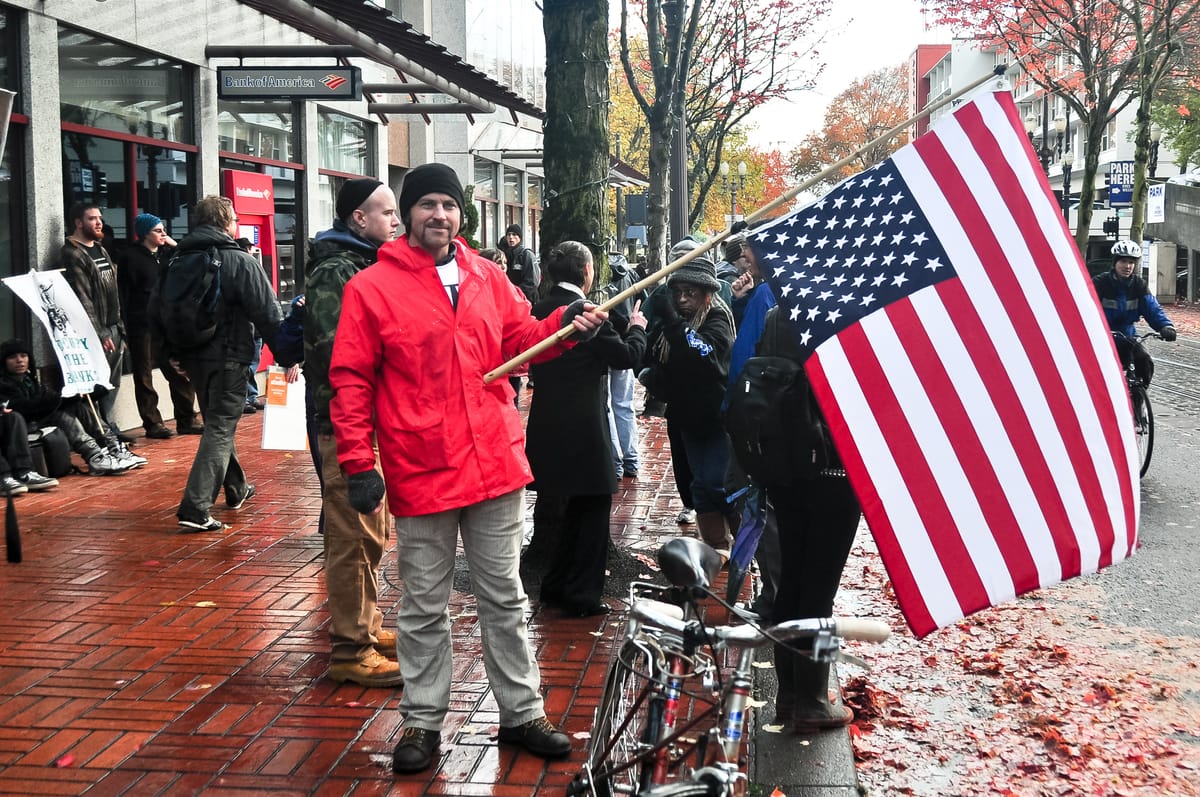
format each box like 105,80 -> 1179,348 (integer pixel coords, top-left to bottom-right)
719,160 -> 746,221
1149,123 -> 1163,179
1060,151 -> 1074,222
1024,101 -> 1052,174
1054,115 -> 1067,160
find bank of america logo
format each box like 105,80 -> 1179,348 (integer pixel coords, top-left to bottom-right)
322,74 -> 347,91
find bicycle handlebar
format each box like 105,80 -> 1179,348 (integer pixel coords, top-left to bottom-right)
630,600 -> 890,649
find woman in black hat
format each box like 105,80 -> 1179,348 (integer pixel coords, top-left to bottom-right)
647,254 -> 736,552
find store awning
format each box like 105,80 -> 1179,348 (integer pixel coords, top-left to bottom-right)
233,0 -> 543,120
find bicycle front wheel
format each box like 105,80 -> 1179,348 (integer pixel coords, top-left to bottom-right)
589,640 -> 666,797
1131,383 -> 1154,477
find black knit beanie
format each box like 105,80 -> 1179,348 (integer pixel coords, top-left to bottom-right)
398,163 -> 466,222
505,224 -> 523,239
336,178 -> 384,222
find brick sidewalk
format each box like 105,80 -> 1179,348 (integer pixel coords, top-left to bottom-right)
0,404 -> 736,795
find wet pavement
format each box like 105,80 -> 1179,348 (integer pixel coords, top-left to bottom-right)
0,391 -> 854,796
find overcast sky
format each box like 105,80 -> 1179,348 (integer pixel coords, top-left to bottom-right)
744,0 -> 953,151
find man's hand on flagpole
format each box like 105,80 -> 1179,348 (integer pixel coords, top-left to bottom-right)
561,300 -> 608,341
101,337 -> 115,354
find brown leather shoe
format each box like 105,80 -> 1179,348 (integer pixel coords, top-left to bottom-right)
328,650 -> 403,687
374,629 -> 398,659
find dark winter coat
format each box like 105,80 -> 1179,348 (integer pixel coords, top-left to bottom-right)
499,240 -> 539,303
152,225 -> 283,365
117,242 -> 173,334
525,285 -> 646,495
651,297 -> 735,431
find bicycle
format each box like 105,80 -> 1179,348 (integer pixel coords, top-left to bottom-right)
567,537 -> 889,797
1112,330 -> 1160,477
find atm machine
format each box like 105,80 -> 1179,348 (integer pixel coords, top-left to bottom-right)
222,168 -> 279,368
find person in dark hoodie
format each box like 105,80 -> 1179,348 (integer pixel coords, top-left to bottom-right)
497,223 -> 539,304
154,195 -> 284,532
303,177 -> 403,688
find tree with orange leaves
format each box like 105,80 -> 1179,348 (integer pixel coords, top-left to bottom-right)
788,64 -> 911,196
930,0 -> 1200,252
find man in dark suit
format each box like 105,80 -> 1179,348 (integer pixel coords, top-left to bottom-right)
524,242 -> 647,616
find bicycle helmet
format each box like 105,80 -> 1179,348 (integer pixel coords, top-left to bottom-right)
1112,239 -> 1141,259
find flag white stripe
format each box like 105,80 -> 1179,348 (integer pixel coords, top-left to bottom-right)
906,287 -> 1066,586
815,336 -> 965,628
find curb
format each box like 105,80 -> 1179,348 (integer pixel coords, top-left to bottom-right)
750,655 -> 859,796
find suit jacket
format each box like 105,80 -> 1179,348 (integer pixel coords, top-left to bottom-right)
526,285 -> 646,495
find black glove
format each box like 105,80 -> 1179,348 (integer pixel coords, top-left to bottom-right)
561,299 -> 601,342
1160,326 -> 1177,342
346,470 -> 385,515
659,292 -> 681,325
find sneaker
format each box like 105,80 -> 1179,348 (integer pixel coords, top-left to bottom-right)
145,423 -> 174,439
87,451 -> 135,475
391,727 -> 440,774
328,650 -> 404,687
497,717 -> 571,758
373,629 -> 398,659
110,443 -> 148,469
177,513 -> 225,532
225,483 -> 256,510
676,508 -> 696,525
0,476 -> 28,495
15,471 -> 58,491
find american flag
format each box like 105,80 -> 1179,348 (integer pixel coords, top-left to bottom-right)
750,87 -> 1138,637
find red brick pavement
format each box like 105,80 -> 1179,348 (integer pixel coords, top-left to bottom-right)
0,404 -> 699,795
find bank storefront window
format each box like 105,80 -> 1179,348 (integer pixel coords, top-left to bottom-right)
315,110 -> 373,225
218,101 -> 295,163
474,156 -> 499,248
58,27 -> 196,242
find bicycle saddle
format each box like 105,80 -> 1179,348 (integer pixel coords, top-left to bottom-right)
657,537 -> 723,590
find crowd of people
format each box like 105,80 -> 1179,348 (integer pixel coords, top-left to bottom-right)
3,165 -> 1176,778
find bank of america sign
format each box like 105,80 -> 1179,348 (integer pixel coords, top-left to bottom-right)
217,67 -> 362,100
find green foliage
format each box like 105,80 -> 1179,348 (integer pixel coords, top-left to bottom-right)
1152,93 -> 1200,172
460,184 -> 480,250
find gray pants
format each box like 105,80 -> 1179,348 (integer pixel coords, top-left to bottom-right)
178,359 -> 248,517
394,489 -> 545,731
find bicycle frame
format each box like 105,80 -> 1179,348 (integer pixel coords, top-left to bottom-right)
572,537 -> 889,797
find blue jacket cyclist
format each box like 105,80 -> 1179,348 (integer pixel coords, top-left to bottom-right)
1092,239 -> 1176,385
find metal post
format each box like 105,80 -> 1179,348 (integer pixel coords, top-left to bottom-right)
614,133 -> 625,252
1149,123 -> 1162,179
1060,152 -> 1073,222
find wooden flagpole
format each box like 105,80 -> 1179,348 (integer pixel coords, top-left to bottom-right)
483,65 -> 1010,383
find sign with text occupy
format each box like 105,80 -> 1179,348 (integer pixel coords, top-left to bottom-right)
217,67 -> 362,101
1108,160 -> 1135,207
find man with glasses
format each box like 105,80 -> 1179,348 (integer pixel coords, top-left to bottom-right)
118,213 -> 203,439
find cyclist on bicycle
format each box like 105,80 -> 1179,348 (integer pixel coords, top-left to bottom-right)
1093,239 -> 1177,386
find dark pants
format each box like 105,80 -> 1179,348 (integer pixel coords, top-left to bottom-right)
667,420 -> 694,510
1115,335 -> 1155,386
127,327 -> 198,429
536,492 -> 613,611
0,411 -> 33,477
178,360 -> 249,518
768,475 -> 860,630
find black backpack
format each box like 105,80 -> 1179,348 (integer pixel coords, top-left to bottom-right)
155,247 -> 223,352
724,324 -> 831,487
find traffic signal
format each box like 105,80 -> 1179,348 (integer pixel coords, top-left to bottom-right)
95,170 -> 107,197
1103,215 -> 1119,239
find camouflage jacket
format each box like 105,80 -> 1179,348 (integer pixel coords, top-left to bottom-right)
303,225 -> 379,434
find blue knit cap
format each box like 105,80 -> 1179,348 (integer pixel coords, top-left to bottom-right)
134,213 -> 162,239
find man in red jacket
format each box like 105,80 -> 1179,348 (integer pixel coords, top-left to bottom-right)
329,163 -> 607,775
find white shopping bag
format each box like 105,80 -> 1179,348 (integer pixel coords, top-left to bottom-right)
260,366 -> 308,450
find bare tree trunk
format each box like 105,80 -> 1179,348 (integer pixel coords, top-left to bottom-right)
542,0 -> 610,264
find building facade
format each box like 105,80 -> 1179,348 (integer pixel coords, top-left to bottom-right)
0,0 -> 547,428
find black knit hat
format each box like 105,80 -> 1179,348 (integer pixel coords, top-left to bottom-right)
667,240 -> 720,292
398,163 -> 465,221
505,224 -> 523,238
336,178 -> 384,222
0,339 -> 29,360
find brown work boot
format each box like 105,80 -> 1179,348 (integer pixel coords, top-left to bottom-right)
328,650 -> 404,687
374,629 -> 398,659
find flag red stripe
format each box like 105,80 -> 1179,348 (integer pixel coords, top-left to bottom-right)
884,295 -> 1042,595
953,102 -> 1136,563
931,278 -> 1079,580
807,353 -> 941,636
910,132 -> 1118,576
833,320 -> 993,617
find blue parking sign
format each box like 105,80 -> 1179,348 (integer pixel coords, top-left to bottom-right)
1108,160 -> 1135,207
